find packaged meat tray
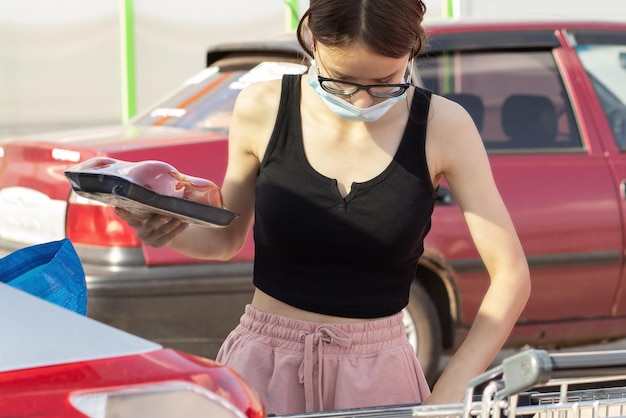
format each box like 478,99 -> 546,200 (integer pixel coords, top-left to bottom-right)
64,157 -> 238,227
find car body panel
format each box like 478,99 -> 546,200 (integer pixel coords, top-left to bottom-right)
0,283 -> 265,417
431,153 -> 623,323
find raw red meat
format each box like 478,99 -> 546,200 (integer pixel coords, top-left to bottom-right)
70,157 -> 224,208
175,173 -> 224,208
125,160 -> 185,198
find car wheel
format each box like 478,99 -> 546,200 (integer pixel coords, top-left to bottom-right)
403,281 -> 443,384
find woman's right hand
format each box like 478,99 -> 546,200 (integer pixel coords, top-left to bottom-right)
115,207 -> 189,248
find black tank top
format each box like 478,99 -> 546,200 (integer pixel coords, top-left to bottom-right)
253,74 -> 436,318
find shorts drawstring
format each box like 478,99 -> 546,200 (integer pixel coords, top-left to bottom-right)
297,325 -> 352,411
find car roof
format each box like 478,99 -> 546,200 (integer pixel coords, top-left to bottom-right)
205,19 -> 626,65
424,19 -> 626,52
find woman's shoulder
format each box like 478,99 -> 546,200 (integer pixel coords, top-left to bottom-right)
228,78 -> 286,158
234,78 -> 284,115
427,92 -> 478,135
230,79 -> 284,132
423,92 -> 486,178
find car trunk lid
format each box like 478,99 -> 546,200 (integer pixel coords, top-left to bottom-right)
0,125 -> 232,265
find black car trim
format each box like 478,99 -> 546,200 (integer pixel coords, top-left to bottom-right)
570,30 -> 626,45
423,30 -> 560,54
206,45 -> 306,67
200,27 -> 626,69
203,29 -> 563,65
449,250 -> 621,273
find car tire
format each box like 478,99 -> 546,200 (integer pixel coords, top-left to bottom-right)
403,281 -> 443,385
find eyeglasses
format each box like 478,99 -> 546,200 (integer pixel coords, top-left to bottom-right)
317,76 -> 410,98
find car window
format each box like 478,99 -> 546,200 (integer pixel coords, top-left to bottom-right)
132,57 -> 308,133
576,44 -> 626,149
415,50 -> 583,153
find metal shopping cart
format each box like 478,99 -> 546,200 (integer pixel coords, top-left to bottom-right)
276,348 -> 626,418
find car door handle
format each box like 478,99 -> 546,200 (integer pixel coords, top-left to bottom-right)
619,180 -> 626,200
436,186 -> 455,206
621,180 -> 626,200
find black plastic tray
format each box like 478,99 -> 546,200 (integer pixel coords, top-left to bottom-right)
65,171 -> 238,227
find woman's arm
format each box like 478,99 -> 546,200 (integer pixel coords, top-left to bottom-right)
424,96 -> 531,404
117,80 -> 282,261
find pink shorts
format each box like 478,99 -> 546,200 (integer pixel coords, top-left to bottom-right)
216,305 -> 431,415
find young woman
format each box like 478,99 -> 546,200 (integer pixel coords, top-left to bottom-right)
116,0 -> 530,414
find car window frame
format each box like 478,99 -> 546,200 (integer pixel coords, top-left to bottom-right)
414,46 -> 585,155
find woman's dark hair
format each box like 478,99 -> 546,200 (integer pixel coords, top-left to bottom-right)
297,0 -> 427,59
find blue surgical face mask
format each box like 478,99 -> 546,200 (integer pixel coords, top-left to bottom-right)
306,62 -> 408,122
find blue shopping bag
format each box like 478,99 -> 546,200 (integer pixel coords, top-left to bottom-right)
0,238 -> 87,315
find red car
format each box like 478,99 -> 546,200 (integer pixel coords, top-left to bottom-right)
1,20 -> 626,382
0,282 -> 265,418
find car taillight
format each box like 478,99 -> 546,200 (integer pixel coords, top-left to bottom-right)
70,381 -> 252,418
66,191 -> 140,247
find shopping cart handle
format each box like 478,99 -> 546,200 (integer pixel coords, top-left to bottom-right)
498,348 -> 626,397
501,349 -> 553,396
549,349 -> 626,378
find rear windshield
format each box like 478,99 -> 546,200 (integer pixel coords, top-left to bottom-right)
132,58 -> 308,133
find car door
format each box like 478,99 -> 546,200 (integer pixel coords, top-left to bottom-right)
570,28 -> 626,318
419,29 -> 624,345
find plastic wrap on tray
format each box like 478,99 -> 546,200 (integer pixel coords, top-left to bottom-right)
64,157 -> 238,227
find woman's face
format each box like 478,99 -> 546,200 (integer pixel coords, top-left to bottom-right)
313,42 -> 411,108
